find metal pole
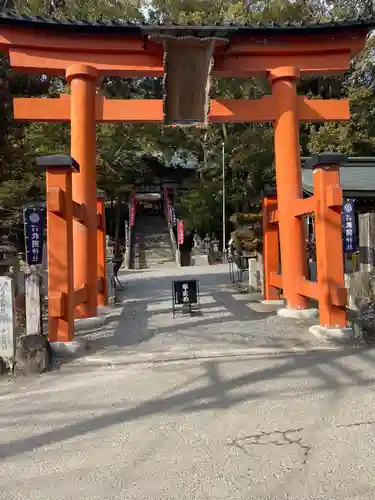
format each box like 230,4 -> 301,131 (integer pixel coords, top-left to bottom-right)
222,142 -> 226,261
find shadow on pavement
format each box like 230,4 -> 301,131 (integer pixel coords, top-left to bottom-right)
1,345 -> 375,460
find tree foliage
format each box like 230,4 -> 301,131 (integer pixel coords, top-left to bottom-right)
0,0 -> 374,238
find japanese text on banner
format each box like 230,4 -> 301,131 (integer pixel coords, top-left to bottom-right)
342,199 -> 357,254
178,220 -> 184,245
23,208 -> 45,265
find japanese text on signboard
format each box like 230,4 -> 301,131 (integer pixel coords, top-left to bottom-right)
0,277 -> 15,358
23,207 -> 45,265
174,280 -> 198,305
182,283 -> 189,302
342,199 -> 357,254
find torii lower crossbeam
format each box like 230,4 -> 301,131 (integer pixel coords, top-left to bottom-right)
14,96 -> 349,123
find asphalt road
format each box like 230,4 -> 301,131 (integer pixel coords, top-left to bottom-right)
1,265 -> 374,499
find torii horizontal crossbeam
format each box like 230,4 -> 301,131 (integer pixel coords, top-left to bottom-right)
13,96 -> 349,123
8,48 -> 352,77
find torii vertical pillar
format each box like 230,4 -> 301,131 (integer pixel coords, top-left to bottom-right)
262,191 -> 280,301
66,64 -> 98,318
312,156 -> 347,328
97,196 -> 108,308
36,154 -> 78,343
270,67 -> 308,310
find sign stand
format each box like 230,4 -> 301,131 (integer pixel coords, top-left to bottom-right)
172,279 -> 200,317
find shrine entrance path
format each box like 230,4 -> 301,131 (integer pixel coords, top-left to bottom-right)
75,263 -> 323,365
2,264 -> 375,499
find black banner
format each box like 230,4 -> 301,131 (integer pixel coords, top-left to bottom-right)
23,207 -> 45,265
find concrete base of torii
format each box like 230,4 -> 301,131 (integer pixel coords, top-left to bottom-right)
277,307 -> 319,320
309,325 -> 357,343
50,306 -> 112,358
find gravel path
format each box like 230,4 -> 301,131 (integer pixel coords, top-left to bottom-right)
73,264 -> 323,365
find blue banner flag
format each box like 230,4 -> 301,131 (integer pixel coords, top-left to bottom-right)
23,207 -> 45,265
342,199 -> 357,254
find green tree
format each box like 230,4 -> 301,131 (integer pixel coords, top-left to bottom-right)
1,0 -> 375,240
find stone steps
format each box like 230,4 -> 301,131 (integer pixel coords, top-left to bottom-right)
133,215 -> 176,270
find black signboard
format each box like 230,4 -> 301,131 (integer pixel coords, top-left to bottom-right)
23,207 -> 46,265
172,279 -> 199,316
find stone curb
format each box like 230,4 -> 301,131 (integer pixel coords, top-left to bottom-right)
261,300 -> 285,306
67,345 -> 342,367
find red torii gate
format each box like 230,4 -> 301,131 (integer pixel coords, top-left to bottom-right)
0,13 -> 374,342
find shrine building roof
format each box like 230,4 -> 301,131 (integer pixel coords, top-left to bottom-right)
302,157 -> 375,198
0,11 -> 375,38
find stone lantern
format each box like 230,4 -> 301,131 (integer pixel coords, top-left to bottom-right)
0,237 -> 18,277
